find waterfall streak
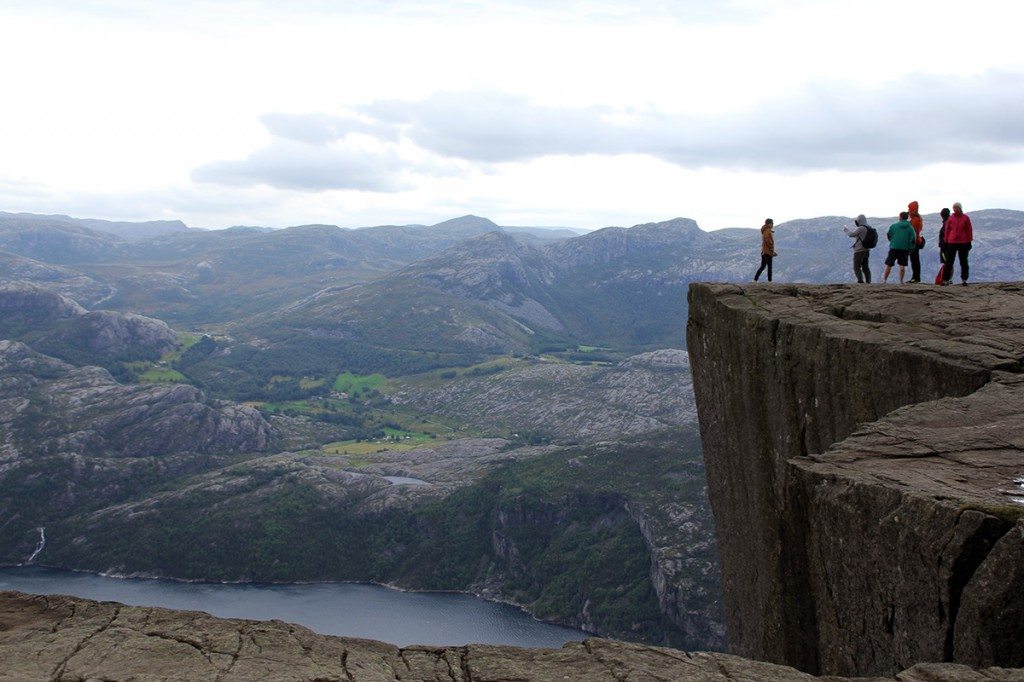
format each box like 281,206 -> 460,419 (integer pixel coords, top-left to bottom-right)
27,527 -> 46,563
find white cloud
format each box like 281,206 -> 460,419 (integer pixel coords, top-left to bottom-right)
259,112 -> 400,146
192,138 -> 409,192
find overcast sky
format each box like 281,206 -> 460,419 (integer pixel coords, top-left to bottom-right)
2,0 -> 1023,230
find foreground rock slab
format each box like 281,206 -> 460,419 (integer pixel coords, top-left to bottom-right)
687,283 -> 1024,677
3,591 -> 1022,681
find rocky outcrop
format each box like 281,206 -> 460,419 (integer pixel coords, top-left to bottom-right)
4,591 -> 1022,681
0,252 -> 115,307
0,340 -> 273,457
37,309 -> 178,359
0,282 -> 179,364
391,350 -> 697,443
0,282 -> 86,334
687,283 -> 1024,677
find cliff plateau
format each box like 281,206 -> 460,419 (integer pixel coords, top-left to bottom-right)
687,282 -> 1024,677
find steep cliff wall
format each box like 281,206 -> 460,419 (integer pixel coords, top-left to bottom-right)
687,283 -> 1024,677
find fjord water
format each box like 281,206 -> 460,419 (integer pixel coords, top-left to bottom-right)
0,567 -> 585,648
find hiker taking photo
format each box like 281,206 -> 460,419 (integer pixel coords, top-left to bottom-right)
843,214 -> 876,283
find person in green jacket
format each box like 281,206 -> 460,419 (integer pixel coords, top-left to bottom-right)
883,211 -> 916,284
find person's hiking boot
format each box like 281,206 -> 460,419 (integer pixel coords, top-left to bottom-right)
908,278 -> 921,283
962,281 -> 969,286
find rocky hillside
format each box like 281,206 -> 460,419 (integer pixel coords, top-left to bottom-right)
687,282 -> 1024,676
0,283 -> 179,373
0,340 -> 272,458
0,339 -> 274,561
248,221 -> 703,353
256,230 -> 563,354
0,281 -> 86,333
18,430 -> 720,649
391,349 -> 696,443
0,213 -> 544,325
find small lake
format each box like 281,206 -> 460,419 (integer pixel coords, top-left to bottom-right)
0,566 -> 585,648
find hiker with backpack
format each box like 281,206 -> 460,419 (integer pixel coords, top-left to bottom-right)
907,201 -> 925,283
754,218 -> 776,282
940,202 -> 974,286
843,214 -> 876,283
883,211 -> 916,284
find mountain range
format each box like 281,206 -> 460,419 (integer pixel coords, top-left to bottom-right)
4,209 -> 1019,346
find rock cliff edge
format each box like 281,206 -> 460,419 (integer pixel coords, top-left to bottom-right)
3,591 -> 1022,681
687,283 -> 1024,677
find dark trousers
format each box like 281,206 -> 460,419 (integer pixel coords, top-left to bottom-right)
909,247 -> 921,281
853,250 -> 871,283
942,244 -> 970,282
755,254 -> 773,282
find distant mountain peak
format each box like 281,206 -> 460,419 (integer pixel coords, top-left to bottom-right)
627,217 -> 703,235
430,215 -> 500,232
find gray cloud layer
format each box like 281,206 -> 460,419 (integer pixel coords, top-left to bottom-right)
364,71 -> 1024,171
193,70 -> 1024,192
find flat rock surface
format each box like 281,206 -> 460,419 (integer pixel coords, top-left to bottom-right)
4,591 -> 1023,681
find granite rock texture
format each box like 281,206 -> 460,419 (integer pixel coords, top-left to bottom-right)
4,591 -> 1023,682
687,283 -> 1024,677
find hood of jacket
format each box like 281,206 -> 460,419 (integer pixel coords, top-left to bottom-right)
855,214 -> 869,227
908,200 -> 920,214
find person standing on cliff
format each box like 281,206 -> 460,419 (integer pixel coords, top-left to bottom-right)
883,211 -> 915,284
843,214 -> 872,283
907,201 -> 925,283
754,218 -> 776,282
941,202 -> 973,285
934,207 -> 951,284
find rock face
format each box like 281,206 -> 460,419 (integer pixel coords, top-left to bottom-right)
0,282 -> 178,363
37,310 -> 179,359
4,591 -> 1022,681
0,282 -> 86,333
687,282 -> 1024,677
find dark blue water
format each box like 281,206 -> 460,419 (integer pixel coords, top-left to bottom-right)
0,566 -> 585,648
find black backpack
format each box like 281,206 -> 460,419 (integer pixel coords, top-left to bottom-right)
861,226 -> 878,249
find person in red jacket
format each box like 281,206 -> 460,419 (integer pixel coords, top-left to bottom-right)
907,201 -> 924,282
941,202 -> 973,285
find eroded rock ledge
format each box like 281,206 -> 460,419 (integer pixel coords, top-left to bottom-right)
3,591 -> 1023,681
687,283 -> 1024,677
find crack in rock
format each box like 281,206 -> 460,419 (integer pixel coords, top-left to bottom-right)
51,605 -> 120,680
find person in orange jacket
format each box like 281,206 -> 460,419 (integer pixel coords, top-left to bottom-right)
754,218 -> 776,282
907,201 -> 924,283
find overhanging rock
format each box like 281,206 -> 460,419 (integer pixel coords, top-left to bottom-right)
687,282 -> 1024,677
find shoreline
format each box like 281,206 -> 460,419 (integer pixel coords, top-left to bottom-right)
0,563 -> 596,639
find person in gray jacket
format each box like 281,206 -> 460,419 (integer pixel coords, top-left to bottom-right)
843,214 -> 872,283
